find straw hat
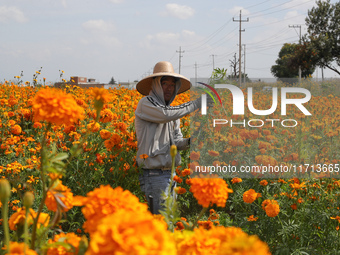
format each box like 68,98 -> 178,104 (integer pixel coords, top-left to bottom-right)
136,61 -> 191,96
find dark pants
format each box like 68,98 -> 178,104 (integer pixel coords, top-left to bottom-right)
139,169 -> 176,214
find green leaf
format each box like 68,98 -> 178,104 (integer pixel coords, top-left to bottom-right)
50,153 -> 69,162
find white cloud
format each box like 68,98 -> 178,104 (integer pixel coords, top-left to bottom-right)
229,6 -> 250,16
140,30 -> 199,50
60,0 -> 67,8
0,6 -> 27,23
109,0 -> 125,3
146,32 -> 180,44
182,30 -> 196,38
81,19 -> 121,48
162,3 -> 195,19
82,19 -> 116,33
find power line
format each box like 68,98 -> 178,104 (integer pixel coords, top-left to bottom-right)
249,0 -> 314,19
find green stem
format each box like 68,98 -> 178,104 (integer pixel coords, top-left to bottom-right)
2,197 -> 10,253
277,214 -> 288,243
167,154 -> 176,203
193,206 -> 209,229
24,208 -> 29,254
30,122 -> 51,250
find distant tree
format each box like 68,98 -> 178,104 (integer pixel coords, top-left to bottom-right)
271,43 -> 316,80
211,67 -> 227,83
109,77 -> 116,84
229,53 -> 239,79
305,0 -> 340,75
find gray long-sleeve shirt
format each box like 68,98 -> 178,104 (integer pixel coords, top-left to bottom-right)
135,77 -> 200,169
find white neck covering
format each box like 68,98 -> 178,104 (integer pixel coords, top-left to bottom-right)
149,76 -> 182,106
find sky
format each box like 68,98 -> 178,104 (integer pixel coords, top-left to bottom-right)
1,0 -> 339,85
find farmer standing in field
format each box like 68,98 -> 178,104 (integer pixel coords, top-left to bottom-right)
135,61 -> 212,214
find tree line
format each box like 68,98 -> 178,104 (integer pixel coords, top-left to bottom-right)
271,0 -> 340,80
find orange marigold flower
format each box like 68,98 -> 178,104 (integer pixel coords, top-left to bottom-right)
173,175 -> 183,184
99,108 -> 114,123
189,161 -> 199,171
45,180 -> 73,212
265,202 -> 280,217
115,122 -> 128,133
262,199 -> 280,217
4,242 -> 38,255
261,199 -> 276,210
35,212 -> 50,229
175,226 -> 271,255
8,98 -> 18,107
243,189 -> 259,204
197,220 -> 214,230
258,141 -> 272,150
11,124 -> 22,135
104,133 -> 122,151
33,122 -> 42,129
8,119 -> 16,126
260,180 -> 268,186
74,185 -> 148,234
32,88 -> 84,126
175,221 -> 185,231
291,204 -> 297,210
63,125 -> 76,134
189,176 -> 233,208
139,154 -> 149,160
255,155 -> 277,166
86,210 -> 176,255
174,187 -> 186,194
9,208 -> 35,231
190,151 -> 200,161
330,216 -> 340,223
91,87 -> 112,111
181,168 -> 191,177
297,198 -> 304,204
231,177 -> 242,184
47,232 -> 81,255
99,129 -> 111,140
249,130 -> 259,140
87,121 -> 100,132
208,150 -> 219,157
289,182 -> 306,190
263,129 -> 271,135
247,215 -> 259,221
48,173 -> 63,180
208,209 -> 220,220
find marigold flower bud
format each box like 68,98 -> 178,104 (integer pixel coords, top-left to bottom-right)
94,99 -> 104,112
0,179 -> 11,201
170,145 -> 177,158
23,192 -> 34,208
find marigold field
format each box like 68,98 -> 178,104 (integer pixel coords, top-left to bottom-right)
0,78 -> 339,255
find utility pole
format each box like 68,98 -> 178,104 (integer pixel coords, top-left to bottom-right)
233,10 -> 249,87
176,46 -> 185,74
289,25 -> 302,83
210,54 -> 217,70
243,44 -> 246,85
